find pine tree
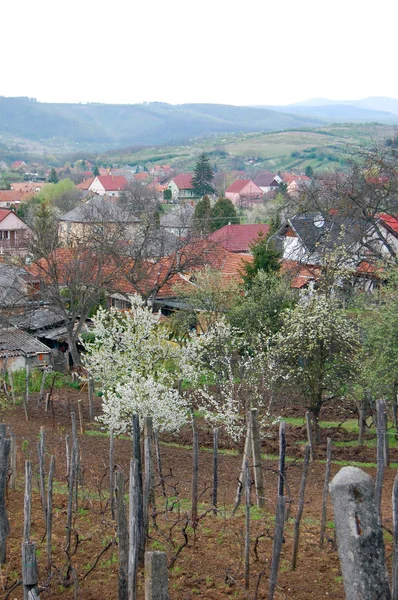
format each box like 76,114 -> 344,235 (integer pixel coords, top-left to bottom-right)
243,231 -> 282,288
193,195 -> 212,233
48,168 -> 59,184
192,153 -> 215,198
210,197 -> 239,232
93,165 -> 100,177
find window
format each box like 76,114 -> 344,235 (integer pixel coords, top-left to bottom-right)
0,231 -> 10,240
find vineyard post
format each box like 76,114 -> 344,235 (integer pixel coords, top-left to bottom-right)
46,455 -> 55,572
191,414 -> 199,529
65,443 -> 77,555
37,426 -> 47,530
70,412 -> 79,512
77,400 -> 84,434
278,420 -> 286,498
116,470 -> 128,600
10,432 -> 16,490
244,459 -> 251,590
0,429 -> 10,563
376,399 -> 386,522
330,466 -> 391,600
23,460 -> 38,600
392,471 -> 398,600
153,429 -> 166,499
24,460 -> 32,544
65,434 -> 70,477
109,430 -> 115,520
291,445 -> 310,570
305,412 -> 313,461
24,364 -> 29,422
88,377 -> 95,422
143,417 -> 154,538
269,495 -> 286,600
38,369 -> 47,406
145,551 -> 169,600
251,408 -> 265,508
233,412 -> 252,515
320,438 -> 332,547
212,427 -> 219,514
132,414 -> 144,561
128,459 -> 140,600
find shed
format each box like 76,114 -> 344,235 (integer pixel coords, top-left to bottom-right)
0,326 -> 52,372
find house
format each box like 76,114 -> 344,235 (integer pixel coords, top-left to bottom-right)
253,172 -> 282,194
167,174 -> 198,202
0,209 -> 31,255
58,196 -> 140,244
76,177 -> 95,191
160,204 -> 194,237
0,190 -> 25,209
376,214 -> 398,258
0,325 -> 52,372
10,182 -> 46,194
88,175 -> 128,197
209,223 -> 270,253
280,173 -> 311,196
225,180 -> 263,208
10,160 -> 27,171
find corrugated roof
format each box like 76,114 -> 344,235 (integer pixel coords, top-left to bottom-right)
0,327 -> 51,358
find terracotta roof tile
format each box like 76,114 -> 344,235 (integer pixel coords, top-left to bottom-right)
209,224 -> 270,252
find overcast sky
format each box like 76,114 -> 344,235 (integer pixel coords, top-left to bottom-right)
2,0 -> 397,106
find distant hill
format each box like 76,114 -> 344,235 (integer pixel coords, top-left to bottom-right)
0,97 -> 324,150
265,103 -> 398,123
284,96 -> 398,117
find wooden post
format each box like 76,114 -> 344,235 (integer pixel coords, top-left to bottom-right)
10,432 -> 16,490
116,470 -> 128,600
8,370 -> 15,405
65,434 -> 70,477
244,459 -> 250,590
65,445 -> 77,555
23,364 -> 29,422
0,432 -> 10,563
320,438 -> 332,547
392,471 -> 398,600
330,466 -> 391,600
77,400 -> 84,434
24,460 -> 32,544
132,414 -> 144,562
38,369 -> 47,406
291,445 -> 310,569
109,430 -> 115,520
46,455 -> 55,572
128,459 -> 140,600
305,412 -> 313,461
143,418 -> 154,538
88,377 -> 95,422
37,427 -> 46,529
384,405 -> 390,468
191,415 -> 199,529
212,428 -> 219,514
153,429 -> 166,499
22,542 -> 39,600
268,495 -> 286,600
376,399 -> 386,522
251,408 -> 265,508
278,420 -> 286,498
70,412 -> 79,512
233,412 -> 252,515
145,551 -> 169,600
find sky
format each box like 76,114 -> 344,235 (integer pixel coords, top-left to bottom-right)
1,0 -> 397,106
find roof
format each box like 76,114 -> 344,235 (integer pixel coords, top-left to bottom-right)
0,327 -> 51,358
378,213 -> 398,235
160,204 -> 194,229
209,224 -> 270,252
94,175 -> 128,191
76,177 -> 95,190
59,196 -> 139,223
10,308 -> 65,331
172,174 -> 194,190
0,190 -> 24,202
282,260 -> 321,288
0,264 -> 27,306
225,180 -> 253,193
281,173 -> 311,184
253,172 -> 279,187
0,209 -> 12,223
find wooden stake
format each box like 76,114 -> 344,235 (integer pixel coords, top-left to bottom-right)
116,470 -> 128,600
153,429 -> 166,499
191,415 -> 199,529
22,542 -> 39,600
24,460 -> 32,544
375,399 -> 386,522
132,414 -> 144,561
109,430 -> 115,520
46,455 -> 55,572
37,427 -> 47,530
88,377 -> 95,422
9,432 -> 16,490
251,408 -> 265,508
128,459 -> 140,600
292,445 -> 310,569
278,420 -> 286,498
233,412 -> 252,515
77,400 -> 84,434
38,369 -> 47,407
244,459 -> 251,590
212,428 -> 219,514
320,438 -> 332,547
143,418 -> 154,537
0,432 -> 10,563
305,412 -> 313,461
269,496 -> 286,600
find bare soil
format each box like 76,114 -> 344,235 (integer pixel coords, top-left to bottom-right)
1,388 -> 395,599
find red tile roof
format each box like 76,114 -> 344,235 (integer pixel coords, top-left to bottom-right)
225,180 -> 252,193
0,209 -> 13,222
0,190 -> 24,203
378,213 -> 398,234
209,224 -> 270,252
281,173 -> 311,184
95,175 -> 128,191
172,174 -> 193,190
76,177 -> 95,190
133,173 -> 150,182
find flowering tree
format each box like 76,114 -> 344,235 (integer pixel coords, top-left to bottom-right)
183,318 -> 269,440
82,297 -> 188,434
269,293 -> 361,442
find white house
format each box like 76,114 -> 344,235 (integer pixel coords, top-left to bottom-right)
167,174 -> 198,202
0,209 -> 31,254
88,175 -> 128,197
